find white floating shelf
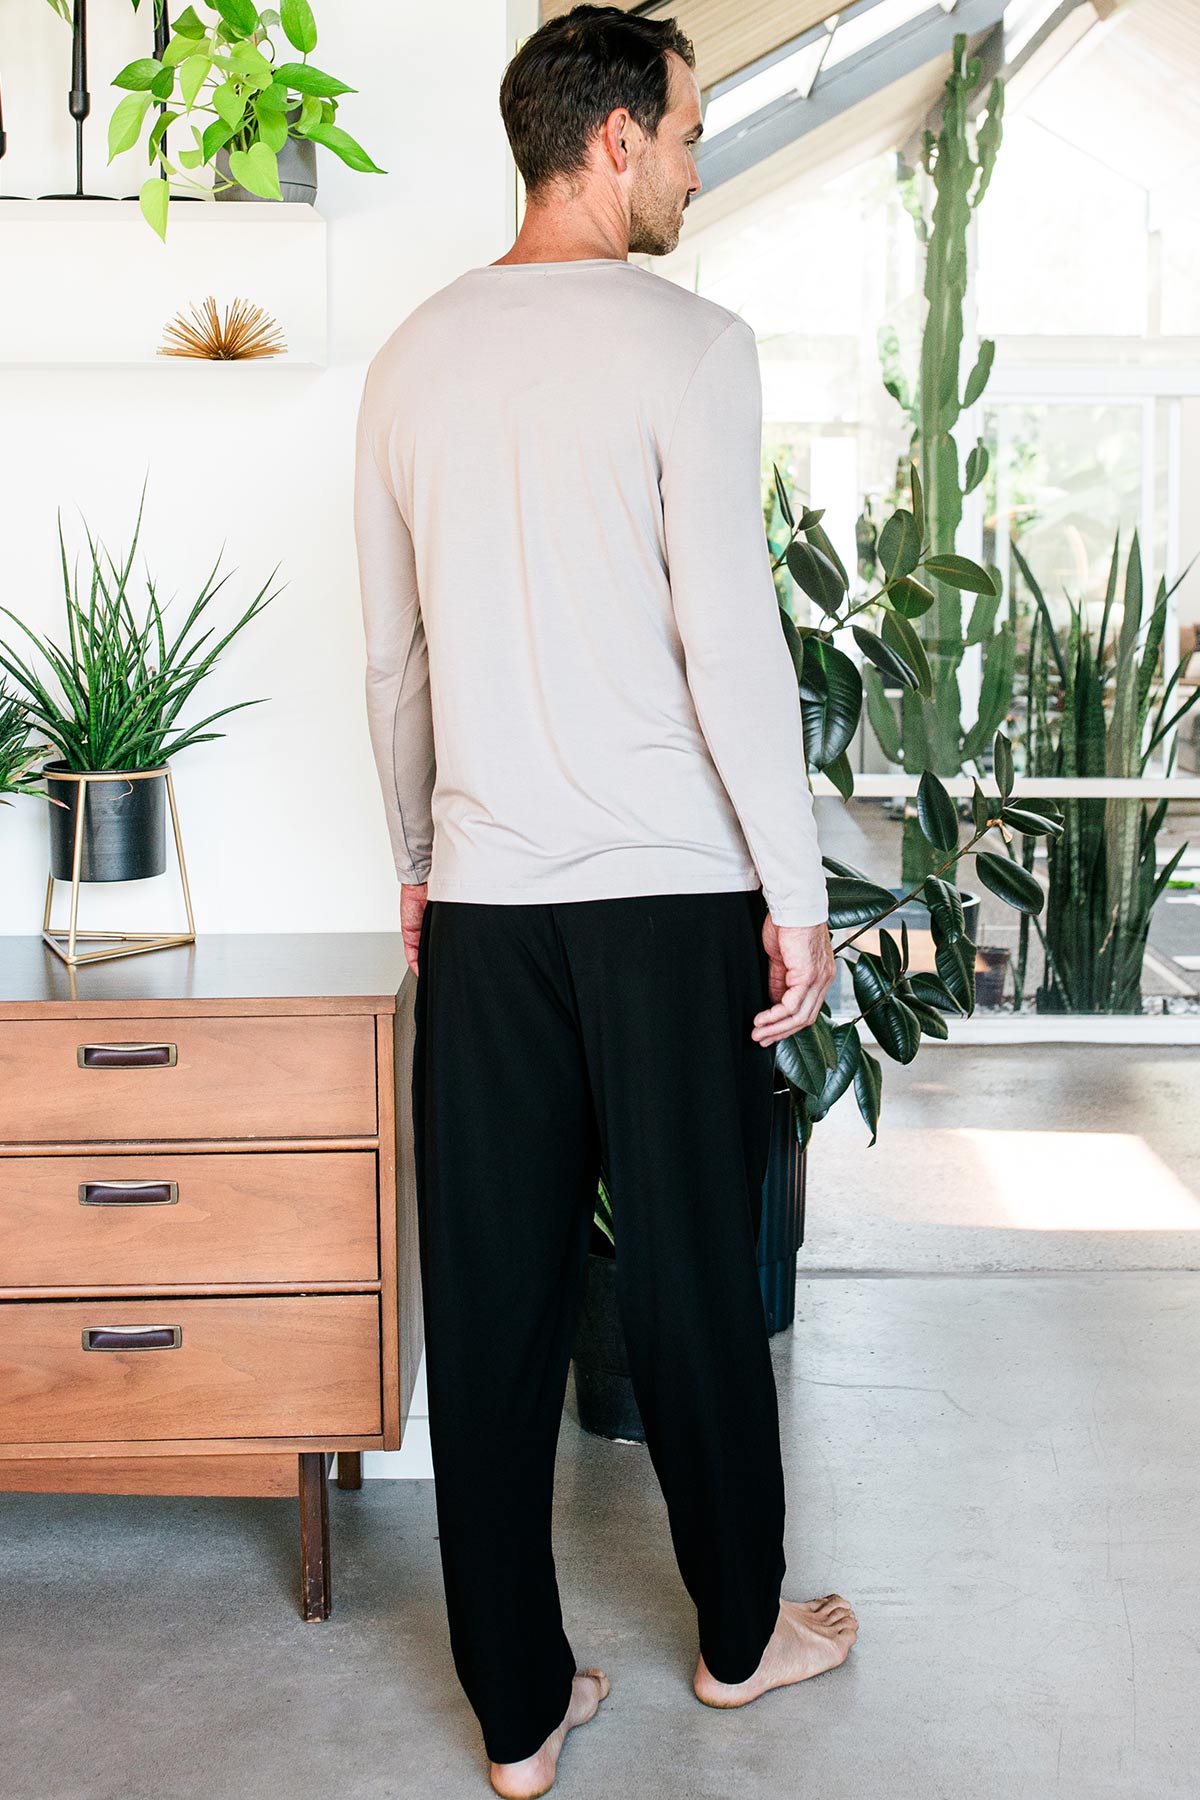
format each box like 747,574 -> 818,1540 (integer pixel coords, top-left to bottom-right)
0,198 -> 327,367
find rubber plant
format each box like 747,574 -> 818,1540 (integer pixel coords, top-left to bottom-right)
865,32 -> 1011,886
104,0 -> 384,238
1009,531 -> 1200,1014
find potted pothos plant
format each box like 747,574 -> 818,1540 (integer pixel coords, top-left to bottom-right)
571,461 -> 1065,1441
0,482 -> 281,884
105,0 -> 384,238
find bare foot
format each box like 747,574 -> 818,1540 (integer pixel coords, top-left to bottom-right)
693,1596 -> 858,1708
488,1669 -> 610,1799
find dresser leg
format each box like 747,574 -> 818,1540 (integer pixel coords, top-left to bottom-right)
298,1452 -> 332,1621
336,1452 -> 363,1490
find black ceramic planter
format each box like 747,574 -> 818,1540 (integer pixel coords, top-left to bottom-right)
571,1250 -> 644,1442
758,1081 -> 807,1335
571,1085 -> 807,1441
44,762 -> 168,883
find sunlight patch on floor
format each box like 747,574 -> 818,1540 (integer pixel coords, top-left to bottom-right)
954,1129 -> 1200,1230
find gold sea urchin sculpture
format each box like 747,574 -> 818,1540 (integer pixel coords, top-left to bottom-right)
158,295 -> 287,361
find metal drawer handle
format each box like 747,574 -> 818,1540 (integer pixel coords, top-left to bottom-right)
77,1042 -> 178,1069
79,1180 -> 179,1207
82,1325 -> 182,1352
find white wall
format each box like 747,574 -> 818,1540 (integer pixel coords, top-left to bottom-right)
1,0 -> 538,1476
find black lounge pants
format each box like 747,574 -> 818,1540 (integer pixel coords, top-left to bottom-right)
410,888 -> 787,1766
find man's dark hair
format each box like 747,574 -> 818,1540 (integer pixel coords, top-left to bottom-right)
499,5 -> 696,196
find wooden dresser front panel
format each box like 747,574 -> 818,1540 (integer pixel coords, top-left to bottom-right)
0,1150 -> 380,1287
0,1015 -> 378,1142
0,1295 -> 382,1443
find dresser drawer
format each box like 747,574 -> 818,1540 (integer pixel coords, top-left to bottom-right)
0,1296 -> 382,1443
0,1015 -> 377,1142
0,1151 -> 379,1287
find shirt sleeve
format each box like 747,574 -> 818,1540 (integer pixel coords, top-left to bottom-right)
659,317 -> 828,928
353,381 -> 436,885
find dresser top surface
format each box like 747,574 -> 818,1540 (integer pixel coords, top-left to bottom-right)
0,934 -> 410,1012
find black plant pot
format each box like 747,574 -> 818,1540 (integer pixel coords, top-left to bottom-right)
571,1249 -> 643,1442
571,1086 -> 807,1441
44,761 -> 167,882
758,1081 -> 807,1335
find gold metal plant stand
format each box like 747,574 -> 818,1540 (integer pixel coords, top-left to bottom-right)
42,767 -> 197,967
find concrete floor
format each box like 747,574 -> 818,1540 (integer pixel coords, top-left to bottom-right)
3,1049 -> 1198,1799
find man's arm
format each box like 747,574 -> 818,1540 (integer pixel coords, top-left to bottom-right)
660,317 -> 828,927
353,384 -> 435,886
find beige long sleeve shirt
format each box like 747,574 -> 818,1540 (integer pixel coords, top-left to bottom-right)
353,256 -> 828,926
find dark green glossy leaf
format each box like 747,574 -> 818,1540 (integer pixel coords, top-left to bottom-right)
878,508 -> 921,582
787,539 -> 844,616
826,877 -> 898,929
822,854 -> 872,882
971,777 -> 991,835
882,609 -> 932,697
888,574 -> 936,620
922,553 -> 998,595
798,637 -> 862,769
809,1023 -> 862,1123
851,956 -> 921,1063
862,663 -> 902,763
935,937 -> 975,1012
776,1022 -> 834,1096
877,926 -> 902,981
852,624 -> 919,691
1000,804 -> 1062,838
824,749 -> 854,800
906,970 -> 965,1014
917,769 -> 959,852
975,850 -> 1044,914
772,463 -> 794,529
923,875 -> 966,943
853,1046 -> 883,1145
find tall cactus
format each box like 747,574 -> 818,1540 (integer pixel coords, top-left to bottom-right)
873,34 -> 1008,882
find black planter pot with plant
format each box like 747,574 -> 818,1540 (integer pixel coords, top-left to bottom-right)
0,481 -> 281,902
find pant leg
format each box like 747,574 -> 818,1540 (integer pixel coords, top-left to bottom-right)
411,898 -> 601,1764
557,886 -> 785,1682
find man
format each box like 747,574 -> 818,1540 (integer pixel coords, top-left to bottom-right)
353,6 -> 857,1795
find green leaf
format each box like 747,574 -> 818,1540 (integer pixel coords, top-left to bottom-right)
172,5 -> 209,35
877,508 -> 922,582
962,337 -> 995,408
916,769 -> 959,852
139,174 -> 170,241
113,58 -> 164,92
923,875 -> 966,944
255,78 -> 291,116
881,609 -> 931,698
823,855 -> 872,882
906,971 -> 964,1015
772,463 -> 794,530
296,119 -> 383,173
212,78 -> 247,128
150,64 -> 176,100
853,1046 -> 883,1145
281,0 -> 318,53
161,32 -> 198,69
202,115 -> 240,159
776,1018 -> 838,1097
216,0 -> 260,33
809,1022 -> 862,1123
975,850 -> 1043,914
921,553 -> 998,595
935,938 -> 975,1013
254,100 -> 291,152
852,624 -> 920,692
971,778 -> 991,835
108,90 -> 152,160
824,749 -> 854,800
826,877 -> 898,929
863,662 -> 902,764
297,92 -> 323,132
228,41 -> 275,87
999,804 -> 1062,839
876,926 -> 903,981
227,141 -> 282,198
273,61 -> 354,98
797,637 -> 862,770
994,729 -> 1014,800
888,574 -> 936,620
906,998 -> 950,1040
786,539 -> 844,616
179,52 -> 212,108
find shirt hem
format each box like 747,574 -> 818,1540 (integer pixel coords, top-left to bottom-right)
425,869 -> 765,907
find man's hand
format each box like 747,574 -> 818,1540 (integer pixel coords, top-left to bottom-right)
752,916 -> 836,1046
400,881 -> 428,977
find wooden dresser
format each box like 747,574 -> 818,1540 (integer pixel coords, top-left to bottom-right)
0,933 -> 422,1620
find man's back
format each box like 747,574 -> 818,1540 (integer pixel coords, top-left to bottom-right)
354,256 -> 827,926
